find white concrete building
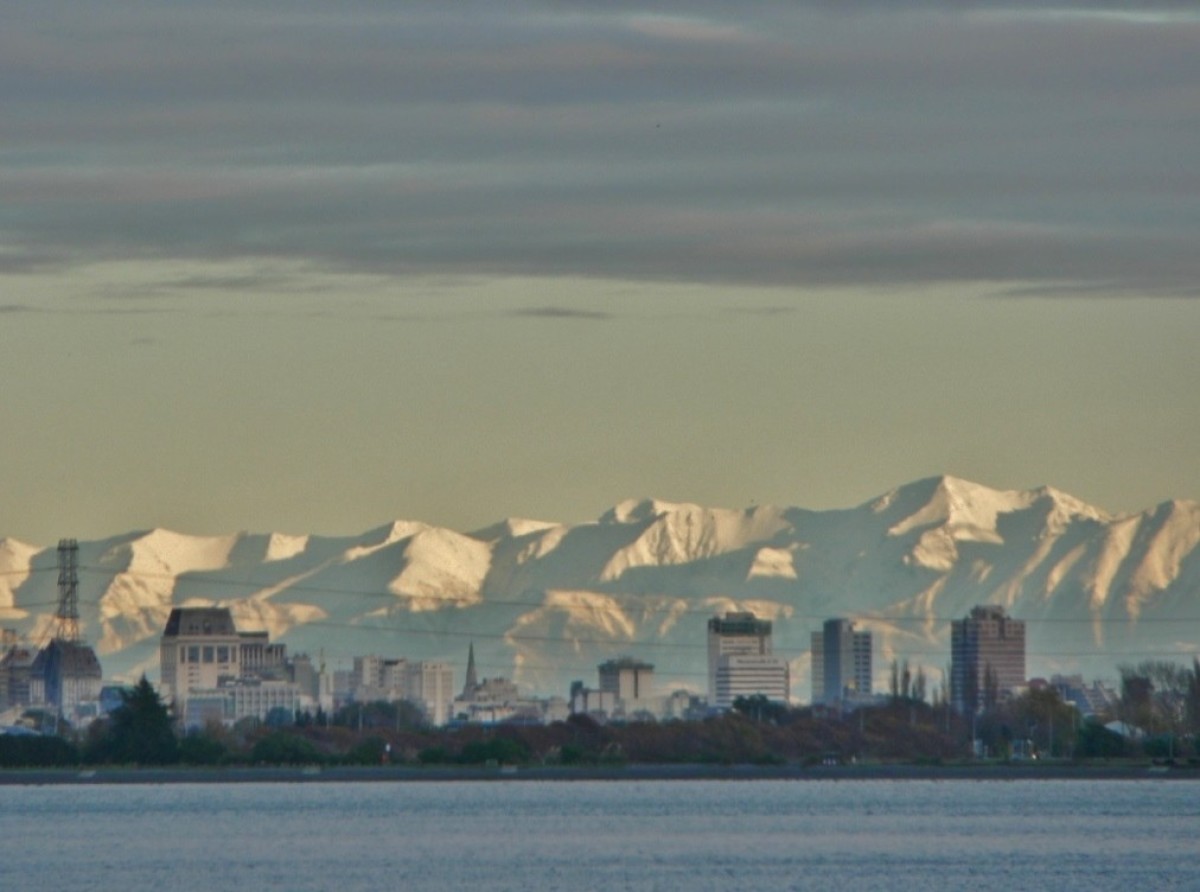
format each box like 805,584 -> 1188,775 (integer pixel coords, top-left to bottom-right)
159,608 -> 243,715
713,654 -> 790,710
159,607 -> 295,725
405,660 -> 454,727
707,612 -> 789,709
184,678 -> 300,728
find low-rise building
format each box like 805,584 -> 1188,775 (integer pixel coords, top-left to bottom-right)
184,678 -> 301,728
713,654 -> 789,710
29,639 -> 103,718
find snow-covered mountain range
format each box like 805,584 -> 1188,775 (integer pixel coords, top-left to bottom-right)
3,476 -> 1198,700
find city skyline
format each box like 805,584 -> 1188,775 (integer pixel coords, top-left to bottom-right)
3,2 -> 1199,545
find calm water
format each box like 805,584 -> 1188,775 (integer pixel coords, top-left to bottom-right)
1,779 -> 1196,891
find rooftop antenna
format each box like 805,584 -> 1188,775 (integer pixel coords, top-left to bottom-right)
54,538 -> 81,643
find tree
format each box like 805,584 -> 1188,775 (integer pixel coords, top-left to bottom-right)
0,734 -> 79,768
458,736 -> 529,765
179,732 -> 229,766
1010,687 -> 1077,758
88,675 -> 178,765
912,665 -> 928,705
1186,658 -> 1200,737
333,699 -> 426,731
251,731 -> 322,765
1119,660 -> 1191,757
265,706 -> 295,728
732,694 -> 788,724
1075,720 -> 1132,759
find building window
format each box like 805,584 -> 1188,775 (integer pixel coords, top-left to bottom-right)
188,646 -> 200,663
217,646 -> 229,664
203,646 -> 215,663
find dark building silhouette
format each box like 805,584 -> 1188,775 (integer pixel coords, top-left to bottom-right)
951,605 -> 1026,713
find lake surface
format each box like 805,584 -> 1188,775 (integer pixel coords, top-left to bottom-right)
1,779 -> 1196,891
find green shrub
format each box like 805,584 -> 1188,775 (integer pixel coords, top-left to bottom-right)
0,734 -> 79,767
251,731 -> 322,765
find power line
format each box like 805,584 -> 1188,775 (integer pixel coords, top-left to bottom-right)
52,564 -> 1200,624
272,617 -> 1197,660
6,567 -> 1197,667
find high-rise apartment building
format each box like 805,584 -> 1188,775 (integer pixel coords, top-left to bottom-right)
950,605 -> 1026,713
405,660 -> 454,727
810,618 -> 872,705
706,612 -> 789,709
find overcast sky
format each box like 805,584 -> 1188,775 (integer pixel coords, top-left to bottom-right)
2,1 -> 1198,545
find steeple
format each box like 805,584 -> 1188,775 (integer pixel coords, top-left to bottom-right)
463,641 -> 478,698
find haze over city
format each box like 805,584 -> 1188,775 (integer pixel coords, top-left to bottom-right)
2,1 -> 1199,546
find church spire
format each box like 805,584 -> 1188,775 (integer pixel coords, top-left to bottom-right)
463,641 -> 478,697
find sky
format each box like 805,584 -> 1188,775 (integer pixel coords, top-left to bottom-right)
2,1 -> 1199,546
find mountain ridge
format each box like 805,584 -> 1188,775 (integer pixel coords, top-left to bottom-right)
2,475 -> 1197,699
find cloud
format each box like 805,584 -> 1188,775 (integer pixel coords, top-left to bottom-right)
1,1 -> 1197,296
510,306 -> 612,320
722,306 -> 797,317
990,281 -> 1200,300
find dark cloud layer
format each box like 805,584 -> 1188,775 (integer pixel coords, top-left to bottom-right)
2,2 -> 1197,294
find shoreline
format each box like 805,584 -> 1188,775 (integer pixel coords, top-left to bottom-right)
2,761 -> 1197,785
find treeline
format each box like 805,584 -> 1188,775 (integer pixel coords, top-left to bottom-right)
4,662 -> 1200,769
1,695 -> 962,769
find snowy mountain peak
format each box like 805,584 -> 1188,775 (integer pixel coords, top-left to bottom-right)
369,520 -> 431,546
0,538 -> 40,611
468,517 -> 560,543
112,527 -> 242,575
0,536 -> 40,555
875,475 -> 1107,542
3,476 -> 1197,695
600,498 -> 699,524
263,532 -> 309,562
1030,485 -> 1110,525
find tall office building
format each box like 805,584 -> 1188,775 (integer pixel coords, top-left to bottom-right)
810,618 -> 872,705
598,657 -> 655,704
706,612 -> 789,709
405,660 -> 455,727
950,605 -> 1026,713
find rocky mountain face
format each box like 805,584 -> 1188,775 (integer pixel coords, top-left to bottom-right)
3,476 -> 1198,700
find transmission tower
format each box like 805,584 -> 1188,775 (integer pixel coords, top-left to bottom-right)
54,538 -> 81,643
